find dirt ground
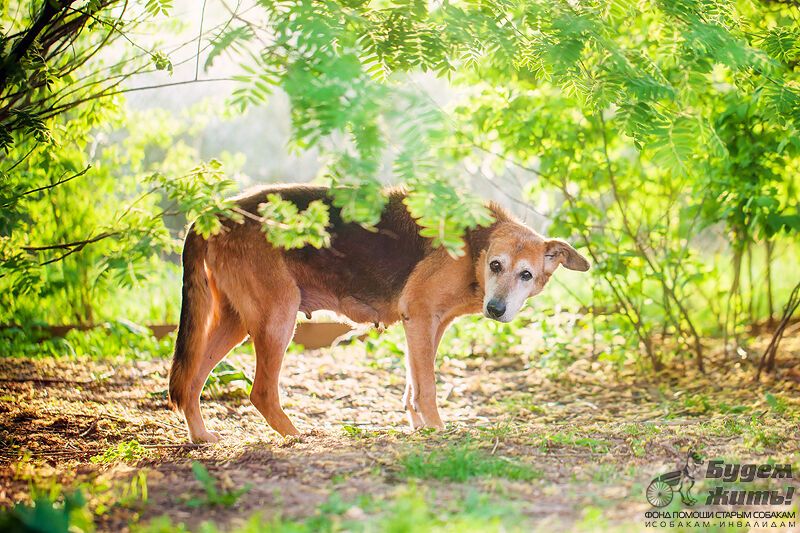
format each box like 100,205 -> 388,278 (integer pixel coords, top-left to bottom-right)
1,334 -> 799,531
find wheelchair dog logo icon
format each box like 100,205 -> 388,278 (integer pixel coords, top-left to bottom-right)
646,452 -> 704,507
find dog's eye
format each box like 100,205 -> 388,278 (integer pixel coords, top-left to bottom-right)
520,270 -> 532,281
544,254 -> 556,260
489,260 -> 502,273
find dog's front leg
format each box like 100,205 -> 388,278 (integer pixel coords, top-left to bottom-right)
402,314 -> 444,430
403,377 -> 425,429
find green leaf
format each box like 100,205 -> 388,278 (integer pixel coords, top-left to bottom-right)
144,0 -> 172,17
258,194 -> 331,249
205,26 -> 255,71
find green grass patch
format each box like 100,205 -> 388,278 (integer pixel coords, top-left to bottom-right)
590,463 -> 619,483
1,464 -> 149,532
703,414 -> 789,450
475,421 -> 517,440
535,431 -> 611,453
700,417 -> 747,437
621,423 -> 661,457
399,444 -> 542,482
90,440 -> 149,464
765,391 -> 788,414
669,393 -> 750,418
495,392 -> 547,416
137,485 -> 523,532
744,424 -> 784,449
183,462 -> 251,508
341,424 -> 380,439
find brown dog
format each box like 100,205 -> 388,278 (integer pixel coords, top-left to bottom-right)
168,185 -> 589,442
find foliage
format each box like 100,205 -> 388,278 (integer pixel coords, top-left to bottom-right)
0,98 -> 240,325
0,322 -> 173,359
3,460 -> 150,532
1,0 -> 799,372
214,0 -> 800,368
535,432 -> 611,454
138,486 -> 522,533
0,491 -> 90,533
184,462 -> 251,508
258,194 -> 331,249
765,391 -> 788,414
200,0 -> 499,256
90,440 -> 149,464
400,443 -> 542,482
147,159 -> 243,240
204,360 -> 253,396
0,1 -> 241,327
341,424 -> 381,439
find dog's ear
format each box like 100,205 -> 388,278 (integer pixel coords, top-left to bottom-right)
545,239 -> 590,272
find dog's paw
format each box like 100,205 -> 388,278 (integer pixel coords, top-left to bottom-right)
190,430 -> 221,444
406,410 -> 424,430
412,422 -> 445,434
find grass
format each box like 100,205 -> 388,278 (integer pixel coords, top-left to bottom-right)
0,469 -> 149,532
475,421 -> 517,440
90,440 -> 149,464
495,392 -> 547,416
621,423 -> 661,457
4,338 -> 799,532
590,463 -> 621,483
135,487 -> 523,533
400,444 -> 542,482
764,391 -> 789,414
183,462 -> 251,508
744,424 -> 784,450
535,431 -> 611,453
341,424 -> 381,439
698,412 -> 790,450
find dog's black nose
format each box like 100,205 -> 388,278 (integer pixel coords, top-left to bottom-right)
486,299 -> 506,319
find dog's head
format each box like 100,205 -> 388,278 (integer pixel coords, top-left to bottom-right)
480,222 -> 590,322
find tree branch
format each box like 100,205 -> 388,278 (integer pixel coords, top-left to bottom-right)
0,0 -> 76,92
3,166 -> 91,207
22,231 -> 119,252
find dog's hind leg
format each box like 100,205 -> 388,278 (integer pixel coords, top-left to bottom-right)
247,285 -> 301,437
183,303 -> 246,443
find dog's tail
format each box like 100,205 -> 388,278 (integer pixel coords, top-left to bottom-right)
168,226 -> 211,413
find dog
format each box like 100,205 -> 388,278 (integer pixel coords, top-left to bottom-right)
168,184 -> 590,442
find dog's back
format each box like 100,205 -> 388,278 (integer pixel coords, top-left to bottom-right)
229,185 -> 431,317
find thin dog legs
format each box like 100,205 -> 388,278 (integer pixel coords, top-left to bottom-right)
249,304 -> 300,437
184,310 -> 246,443
403,316 -> 444,429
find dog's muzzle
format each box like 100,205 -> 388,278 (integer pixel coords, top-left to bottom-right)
485,298 -> 506,320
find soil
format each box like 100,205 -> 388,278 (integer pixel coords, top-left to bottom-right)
1,334 -> 799,531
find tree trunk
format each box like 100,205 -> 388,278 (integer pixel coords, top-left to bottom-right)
0,1 -> 74,91
724,231 -> 744,357
747,241 -> 754,325
766,240 -> 774,327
